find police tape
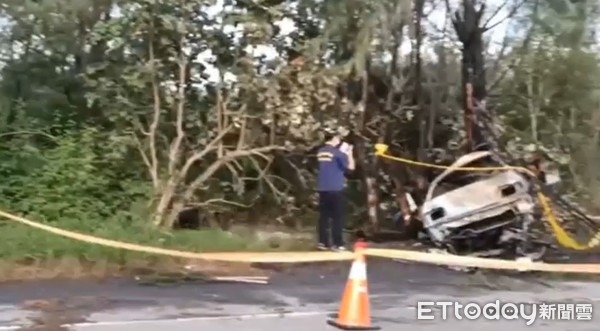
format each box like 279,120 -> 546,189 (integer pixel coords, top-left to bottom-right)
373,143 -> 600,251
365,248 -> 600,274
3,208 -> 600,274
0,209 -> 353,263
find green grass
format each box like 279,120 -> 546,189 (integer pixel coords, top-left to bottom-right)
0,219 -> 308,264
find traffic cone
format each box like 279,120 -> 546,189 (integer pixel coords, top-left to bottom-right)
327,241 -> 380,330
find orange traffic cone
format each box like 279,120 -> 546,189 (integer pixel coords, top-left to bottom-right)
327,241 -> 380,330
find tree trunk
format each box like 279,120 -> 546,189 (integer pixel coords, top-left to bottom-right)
166,200 -> 185,228
153,181 -> 177,226
414,0 -> 426,160
360,71 -> 381,234
453,0 -> 488,151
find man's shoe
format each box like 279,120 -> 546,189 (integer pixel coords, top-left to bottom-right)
317,243 -> 329,251
331,246 -> 347,252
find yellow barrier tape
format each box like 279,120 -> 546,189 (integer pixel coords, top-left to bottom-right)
0,209 -> 353,263
537,192 -> 600,250
3,207 -> 600,274
374,144 -> 534,173
2,208 -> 600,274
374,143 -> 600,251
366,248 -> 600,274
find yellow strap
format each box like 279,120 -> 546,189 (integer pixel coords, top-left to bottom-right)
537,192 -> 600,250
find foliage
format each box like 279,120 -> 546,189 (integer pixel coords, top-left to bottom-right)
0,0 -> 599,263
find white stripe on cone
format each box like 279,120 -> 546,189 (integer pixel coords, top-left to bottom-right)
348,261 -> 367,280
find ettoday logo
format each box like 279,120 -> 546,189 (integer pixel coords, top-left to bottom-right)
416,300 -> 593,325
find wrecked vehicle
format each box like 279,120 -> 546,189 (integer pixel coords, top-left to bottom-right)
420,150 -> 550,260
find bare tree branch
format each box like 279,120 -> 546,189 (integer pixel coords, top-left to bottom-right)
231,158 -> 244,172
132,116 -> 150,136
167,28 -> 187,176
216,82 -> 225,158
237,113 -> 247,150
247,155 -> 288,202
178,124 -> 235,181
180,145 -> 286,204
131,131 -> 158,188
284,158 -> 309,189
189,198 -> 254,209
224,162 -> 243,195
482,0 -> 509,29
483,0 -> 527,32
147,10 -> 161,189
246,154 -> 273,181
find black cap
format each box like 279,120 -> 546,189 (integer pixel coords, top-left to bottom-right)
322,127 -> 338,142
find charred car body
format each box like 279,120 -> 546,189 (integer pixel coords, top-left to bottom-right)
419,151 -> 550,260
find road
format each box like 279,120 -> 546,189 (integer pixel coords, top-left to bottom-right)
1,258 -> 599,330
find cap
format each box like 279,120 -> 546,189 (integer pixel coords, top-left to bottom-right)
322,127 -> 339,142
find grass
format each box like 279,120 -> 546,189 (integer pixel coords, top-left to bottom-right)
0,218 -> 314,282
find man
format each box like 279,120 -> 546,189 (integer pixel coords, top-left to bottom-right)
316,129 -> 355,251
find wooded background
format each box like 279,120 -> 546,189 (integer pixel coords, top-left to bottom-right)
1,0 -> 599,259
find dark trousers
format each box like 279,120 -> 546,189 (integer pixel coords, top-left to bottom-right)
318,191 -> 344,247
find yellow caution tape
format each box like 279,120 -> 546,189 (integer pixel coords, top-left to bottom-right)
365,248 -> 600,274
3,207 -> 600,273
374,144 -> 526,172
536,192 -> 600,250
0,209 -> 354,263
374,143 -> 600,250
2,207 -> 600,274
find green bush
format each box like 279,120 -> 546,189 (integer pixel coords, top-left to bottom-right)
0,128 -> 295,263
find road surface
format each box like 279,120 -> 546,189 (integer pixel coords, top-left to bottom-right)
1,258 -> 599,330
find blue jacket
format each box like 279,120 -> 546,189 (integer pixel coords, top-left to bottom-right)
316,144 -> 349,192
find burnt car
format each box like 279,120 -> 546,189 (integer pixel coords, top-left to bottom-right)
420,151 -> 549,260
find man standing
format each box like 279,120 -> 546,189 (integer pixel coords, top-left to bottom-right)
316,130 -> 355,251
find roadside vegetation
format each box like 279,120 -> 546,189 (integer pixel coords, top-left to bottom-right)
1,0 -> 599,278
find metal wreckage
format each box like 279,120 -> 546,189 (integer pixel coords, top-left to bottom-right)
383,107 -> 600,263
417,149 -> 553,261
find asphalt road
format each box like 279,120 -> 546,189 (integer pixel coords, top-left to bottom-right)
1,258 -> 599,330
